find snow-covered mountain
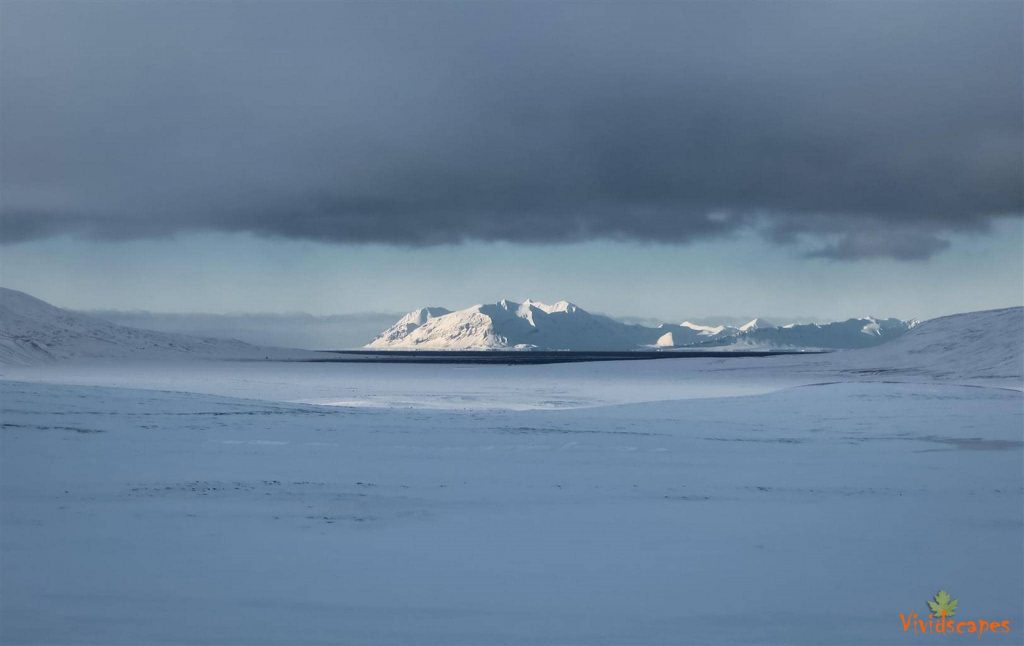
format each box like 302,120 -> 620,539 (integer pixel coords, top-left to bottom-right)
366,300 -> 914,351
0,288 -> 308,365
366,299 -> 658,351
367,307 -> 452,347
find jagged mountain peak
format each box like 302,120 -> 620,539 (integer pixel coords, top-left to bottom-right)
739,318 -> 774,332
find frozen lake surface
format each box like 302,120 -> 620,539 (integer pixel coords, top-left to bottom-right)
1,360 -> 1021,644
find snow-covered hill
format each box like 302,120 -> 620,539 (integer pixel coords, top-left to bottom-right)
367,300 -> 913,351
0,288 -> 308,364
837,306 -> 1023,381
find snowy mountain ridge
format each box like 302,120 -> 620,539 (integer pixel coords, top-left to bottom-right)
367,299 -> 916,351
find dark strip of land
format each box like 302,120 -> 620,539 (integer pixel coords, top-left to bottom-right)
301,349 -> 823,365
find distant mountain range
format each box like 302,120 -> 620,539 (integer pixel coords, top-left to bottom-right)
366,299 -> 916,351
1,289 -> 1018,371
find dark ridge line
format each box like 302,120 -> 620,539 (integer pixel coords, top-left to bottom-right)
295,349 -> 828,365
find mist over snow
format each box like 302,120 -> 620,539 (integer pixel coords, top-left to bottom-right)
0,288 -> 314,364
86,310 -> 400,351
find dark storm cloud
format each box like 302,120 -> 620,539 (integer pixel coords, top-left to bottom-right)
1,1 -> 1020,260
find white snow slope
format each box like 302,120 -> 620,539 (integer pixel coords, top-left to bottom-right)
364,306 -> 452,347
368,299 -> 913,350
840,305 -> 1023,381
0,288 -> 310,364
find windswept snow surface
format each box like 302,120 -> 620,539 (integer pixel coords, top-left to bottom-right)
0,358 -> 800,411
1,379 -> 1020,645
367,299 -> 913,351
0,300 -> 1021,645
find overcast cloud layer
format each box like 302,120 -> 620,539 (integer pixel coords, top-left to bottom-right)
2,1 -> 1021,259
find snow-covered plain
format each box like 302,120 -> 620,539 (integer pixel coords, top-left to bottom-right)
2,379 -> 1021,645
1,304 -> 1022,645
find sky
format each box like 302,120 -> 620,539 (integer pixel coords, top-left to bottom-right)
1,0 -> 1021,324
